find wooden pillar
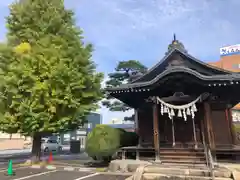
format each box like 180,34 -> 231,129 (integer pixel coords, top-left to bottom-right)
134,109 -> 140,160
226,108 -> 235,145
153,99 -> 160,162
203,102 -> 215,149
134,109 -> 141,147
200,115 -> 205,143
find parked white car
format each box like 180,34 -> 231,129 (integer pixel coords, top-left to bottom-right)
41,138 -> 62,152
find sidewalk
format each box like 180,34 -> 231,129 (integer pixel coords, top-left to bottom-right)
0,145 -> 70,156
0,148 -> 30,156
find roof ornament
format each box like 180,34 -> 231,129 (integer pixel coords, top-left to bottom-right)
165,34 -> 187,54
173,33 -> 177,44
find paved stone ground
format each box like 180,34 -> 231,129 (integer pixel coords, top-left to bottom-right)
220,162 -> 240,168
0,166 -> 130,180
217,163 -> 240,180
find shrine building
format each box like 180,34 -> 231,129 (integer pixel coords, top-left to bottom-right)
106,36 -> 240,165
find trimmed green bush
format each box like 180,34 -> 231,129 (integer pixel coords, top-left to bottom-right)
85,125 -> 122,161
114,128 -> 138,147
116,128 -> 127,147
121,131 -> 139,147
85,125 -> 139,161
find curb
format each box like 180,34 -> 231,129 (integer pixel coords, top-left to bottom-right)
30,164 -> 97,172
99,171 -> 133,176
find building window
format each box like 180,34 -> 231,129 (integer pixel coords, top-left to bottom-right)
232,64 -> 240,69
87,123 -> 92,129
83,123 -> 92,129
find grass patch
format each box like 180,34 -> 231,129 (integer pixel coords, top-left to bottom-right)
19,160 -> 47,167
95,167 -> 107,172
233,124 -> 240,132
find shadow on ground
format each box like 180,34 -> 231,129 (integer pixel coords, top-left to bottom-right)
83,161 -> 109,168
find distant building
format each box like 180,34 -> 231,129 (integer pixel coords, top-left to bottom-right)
59,112 -> 102,148
209,44 -> 240,72
208,44 -> 240,115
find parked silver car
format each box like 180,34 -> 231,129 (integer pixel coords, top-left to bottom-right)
41,138 -> 62,152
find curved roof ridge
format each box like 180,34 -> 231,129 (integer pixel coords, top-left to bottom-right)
107,66 -> 240,91
131,48 -> 233,83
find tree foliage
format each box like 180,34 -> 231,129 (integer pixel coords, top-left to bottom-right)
0,0 -> 103,159
102,60 -> 147,119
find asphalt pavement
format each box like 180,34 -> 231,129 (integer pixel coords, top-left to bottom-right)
0,149 -> 89,164
0,149 -> 130,179
0,166 -> 129,180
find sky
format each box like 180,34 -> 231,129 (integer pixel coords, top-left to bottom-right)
0,0 -> 240,124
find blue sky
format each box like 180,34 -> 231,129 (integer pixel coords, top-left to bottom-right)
0,0 -> 240,124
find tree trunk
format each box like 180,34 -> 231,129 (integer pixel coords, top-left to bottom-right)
31,133 -> 42,163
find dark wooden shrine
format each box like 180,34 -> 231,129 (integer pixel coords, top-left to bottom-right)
106,38 -> 240,165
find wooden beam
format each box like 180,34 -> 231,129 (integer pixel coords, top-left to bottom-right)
153,98 -> 160,162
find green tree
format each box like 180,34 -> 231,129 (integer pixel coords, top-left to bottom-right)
102,60 -> 147,120
0,0 -> 103,161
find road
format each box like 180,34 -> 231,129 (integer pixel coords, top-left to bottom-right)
0,149 -> 128,179
0,149 -> 89,164
0,166 -> 129,180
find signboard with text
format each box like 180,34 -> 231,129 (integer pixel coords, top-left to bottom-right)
220,44 -> 240,56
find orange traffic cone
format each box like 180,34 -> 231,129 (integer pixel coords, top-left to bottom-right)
48,152 -> 53,163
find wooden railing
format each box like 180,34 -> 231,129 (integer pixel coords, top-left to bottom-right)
201,130 -> 214,180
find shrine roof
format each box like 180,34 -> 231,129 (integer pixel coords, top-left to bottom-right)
106,66 -> 240,91
105,45 -> 240,92
132,48 -> 232,83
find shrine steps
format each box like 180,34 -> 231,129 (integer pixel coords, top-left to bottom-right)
159,147 -> 207,165
118,147 -> 207,166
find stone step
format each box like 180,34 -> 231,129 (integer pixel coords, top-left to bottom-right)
160,155 -> 205,160
143,166 -> 232,178
125,162 -> 208,172
160,150 -> 205,154
142,173 -> 233,180
158,148 -> 206,165
160,159 -> 206,164
151,162 -> 208,168
159,148 -> 204,151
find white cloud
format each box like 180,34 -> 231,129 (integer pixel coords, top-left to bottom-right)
68,0 -> 240,66
72,0 -> 240,123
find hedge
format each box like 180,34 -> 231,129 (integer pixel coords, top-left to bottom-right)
85,125 -> 138,161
